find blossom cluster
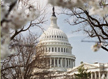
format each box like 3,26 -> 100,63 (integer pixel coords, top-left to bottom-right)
48,0 -> 108,21
1,0 -> 40,59
91,43 -> 102,52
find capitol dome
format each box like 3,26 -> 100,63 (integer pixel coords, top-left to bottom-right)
40,16 -> 68,42
37,7 -> 76,72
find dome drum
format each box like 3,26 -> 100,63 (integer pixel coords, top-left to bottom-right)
41,56 -> 75,70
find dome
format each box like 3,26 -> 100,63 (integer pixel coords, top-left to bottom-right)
40,16 -> 68,42
40,27 -> 68,42
37,7 -> 76,72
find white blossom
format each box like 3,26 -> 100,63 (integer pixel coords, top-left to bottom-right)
89,7 -> 101,15
1,45 -> 10,60
1,44 -> 17,60
7,6 -> 29,29
1,0 -> 40,60
48,0 -> 86,9
5,1 -> 40,29
1,4 -> 9,21
91,43 -> 102,52
48,0 -> 108,20
25,7 -> 40,21
1,35 -> 11,60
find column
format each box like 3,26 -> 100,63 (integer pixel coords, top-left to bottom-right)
73,60 -> 75,67
107,71 -> 108,79
74,61 -> 75,67
54,58 -> 55,67
95,72 -> 97,79
50,58 -> 52,68
57,58 -> 59,67
47,47 -> 48,52
91,72 -> 93,79
99,72 -> 101,79
61,58 -> 63,67
71,59 -> 73,68
68,59 -> 70,68
69,59 -> 71,68
65,58 -> 67,68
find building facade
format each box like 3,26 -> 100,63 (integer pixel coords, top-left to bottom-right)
34,8 -> 108,79
37,8 -> 76,72
67,62 -> 108,79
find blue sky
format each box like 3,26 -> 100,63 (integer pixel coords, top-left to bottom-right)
56,14 -> 108,66
22,4 -> 108,66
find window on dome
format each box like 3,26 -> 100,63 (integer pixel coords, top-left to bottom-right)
60,36 -> 61,38
55,36 -> 56,38
58,48 -> 60,52
49,48 -> 50,52
57,36 -> 58,38
52,36 -> 53,38
55,59 -> 57,66
61,48 -> 63,52
62,36 -> 63,38
59,59 -> 60,64
52,47 -> 54,52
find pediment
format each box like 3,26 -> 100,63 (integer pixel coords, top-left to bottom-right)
68,63 -> 99,72
82,63 -> 99,69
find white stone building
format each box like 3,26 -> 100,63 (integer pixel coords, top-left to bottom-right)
67,62 -> 108,79
34,8 -> 108,79
37,7 -> 76,72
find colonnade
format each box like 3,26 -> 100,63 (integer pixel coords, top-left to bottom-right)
43,35 -> 68,41
42,46 -> 71,53
91,71 -> 108,79
49,58 -> 75,68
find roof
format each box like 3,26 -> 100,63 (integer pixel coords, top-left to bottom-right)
67,62 -> 108,74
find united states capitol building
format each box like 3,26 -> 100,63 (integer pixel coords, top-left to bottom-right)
37,7 -> 76,72
34,8 -> 108,79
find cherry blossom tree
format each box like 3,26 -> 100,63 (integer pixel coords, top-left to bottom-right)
1,0 -> 47,59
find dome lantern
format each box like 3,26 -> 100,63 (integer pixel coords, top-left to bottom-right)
50,7 -> 59,29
